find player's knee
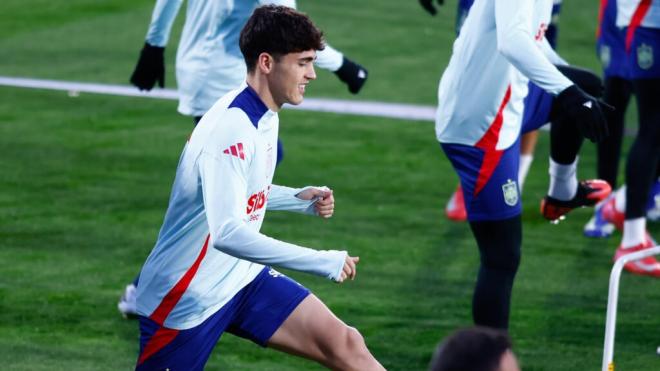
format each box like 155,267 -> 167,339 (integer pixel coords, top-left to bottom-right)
482,243 -> 520,272
471,217 -> 521,271
324,325 -> 371,369
337,326 -> 367,355
345,326 -> 368,354
478,227 -> 521,271
474,223 -> 521,272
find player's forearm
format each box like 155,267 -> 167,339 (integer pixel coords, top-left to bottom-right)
540,38 -> 569,66
212,220 -> 346,281
267,185 -> 317,214
495,0 -> 572,95
145,0 -> 185,47
502,39 -> 571,95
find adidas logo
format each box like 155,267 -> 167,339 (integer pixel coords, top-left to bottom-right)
223,143 -> 245,160
357,69 -> 367,79
583,101 -> 593,109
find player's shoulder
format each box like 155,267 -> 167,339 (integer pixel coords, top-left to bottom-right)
204,86 -> 261,127
225,85 -> 271,129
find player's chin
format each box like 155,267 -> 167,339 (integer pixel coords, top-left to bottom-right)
288,92 -> 304,105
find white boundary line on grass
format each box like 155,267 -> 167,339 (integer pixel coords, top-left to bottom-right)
0,76 -> 437,122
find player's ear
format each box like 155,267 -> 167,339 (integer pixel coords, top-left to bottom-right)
257,52 -> 275,74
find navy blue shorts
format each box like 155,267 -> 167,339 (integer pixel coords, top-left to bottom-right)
625,26 -> 660,79
441,139 -> 521,222
521,83 -> 553,134
597,15 -> 629,78
135,267 -> 310,371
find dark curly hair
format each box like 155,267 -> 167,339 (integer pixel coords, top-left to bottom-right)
240,5 -> 325,72
430,327 -> 514,371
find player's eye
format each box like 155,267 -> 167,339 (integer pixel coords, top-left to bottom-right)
298,58 -> 313,67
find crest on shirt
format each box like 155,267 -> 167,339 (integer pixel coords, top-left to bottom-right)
637,43 -> 654,70
502,179 -> 518,207
599,45 -> 611,69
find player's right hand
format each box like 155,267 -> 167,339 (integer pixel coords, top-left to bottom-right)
130,42 -> 165,91
556,85 -> 612,143
419,0 -> 444,16
337,256 -> 359,283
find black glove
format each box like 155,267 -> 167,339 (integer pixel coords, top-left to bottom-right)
557,65 -> 604,98
556,85 -> 613,143
419,0 -> 444,16
334,57 -> 369,94
130,42 -> 165,91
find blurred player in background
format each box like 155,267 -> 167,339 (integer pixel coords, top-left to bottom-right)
133,6 -> 384,369
584,0 -> 660,241
130,0 -> 368,125
420,0 -> 565,222
120,0 -> 369,317
432,0 -> 611,329
599,0 -> 660,277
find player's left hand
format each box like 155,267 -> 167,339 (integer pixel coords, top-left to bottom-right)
556,85 -> 613,142
130,42 -> 165,91
419,0 -> 444,16
297,187 -> 334,218
338,256 -> 359,282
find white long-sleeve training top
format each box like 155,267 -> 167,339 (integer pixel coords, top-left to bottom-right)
136,83 -> 347,329
435,0 -> 573,150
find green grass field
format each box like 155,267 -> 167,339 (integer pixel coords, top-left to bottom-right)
1,1 -> 659,370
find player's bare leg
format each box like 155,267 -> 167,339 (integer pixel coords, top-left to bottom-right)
268,294 -> 385,371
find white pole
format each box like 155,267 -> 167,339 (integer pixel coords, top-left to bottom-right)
602,245 -> 660,371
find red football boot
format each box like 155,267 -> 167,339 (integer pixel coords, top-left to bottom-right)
614,235 -> 660,277
541,179 -> 612,221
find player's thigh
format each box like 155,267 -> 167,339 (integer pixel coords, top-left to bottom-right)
267,294 -> 354,360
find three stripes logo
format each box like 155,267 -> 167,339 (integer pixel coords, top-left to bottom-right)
223,143 -> 245,160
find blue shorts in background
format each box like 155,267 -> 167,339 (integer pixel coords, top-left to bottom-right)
625,26 -> 660,80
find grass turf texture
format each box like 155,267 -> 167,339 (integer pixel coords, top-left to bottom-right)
1,0 -> 658,370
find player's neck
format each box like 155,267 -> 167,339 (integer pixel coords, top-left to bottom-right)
246,74 -> 280,112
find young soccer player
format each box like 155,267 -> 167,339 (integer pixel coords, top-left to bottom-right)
129,0 -> 368,124
420,0 -> 566,222
434,0 -> 611,329
133,6 -> 384,370
603,0 -> 660,276
584,0 -> 636,238
120,0 -> 369,316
